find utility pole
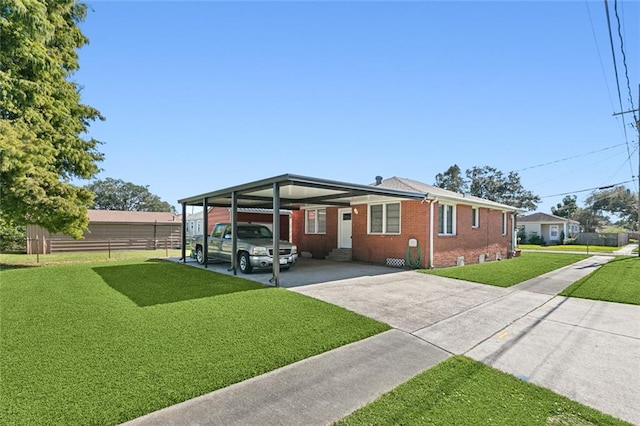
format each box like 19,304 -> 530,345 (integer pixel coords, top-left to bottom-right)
612,83 -> 640,257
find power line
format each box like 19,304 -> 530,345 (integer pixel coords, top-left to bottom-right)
584,0 -> 617,114
515,142 -> 627,172
541,179 -> 635,198
604,0 -> 634,180
602,143 -> 639,192
614,0 -> 638,125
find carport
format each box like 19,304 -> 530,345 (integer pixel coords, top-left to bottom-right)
178,173 -> 425,286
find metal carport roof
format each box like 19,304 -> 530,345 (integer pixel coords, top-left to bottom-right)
178,173 -> 426,209
177,173 -> 427,286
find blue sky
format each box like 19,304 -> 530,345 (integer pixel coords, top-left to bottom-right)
76,1 -> 639,215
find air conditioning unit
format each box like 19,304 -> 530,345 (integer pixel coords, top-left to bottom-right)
456,256 -> 465,266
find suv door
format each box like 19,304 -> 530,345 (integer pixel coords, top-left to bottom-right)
218,224 -> 235,261
209,224 -> 227,259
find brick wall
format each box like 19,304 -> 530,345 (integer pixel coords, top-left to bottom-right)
433,204 -> 512,267
291,208 -> 338,258
352,200 -> 430,267
291,200 -> 513,268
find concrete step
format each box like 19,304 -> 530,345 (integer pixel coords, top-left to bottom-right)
326,248 -> 352,262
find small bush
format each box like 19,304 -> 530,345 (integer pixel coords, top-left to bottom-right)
0,219 -> 26,253
527,232 -> 544,246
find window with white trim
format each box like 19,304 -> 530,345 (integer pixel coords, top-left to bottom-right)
305,208 -> 326,234
502,212 -> 508,235
438,204 -> 455,235
368,202 -> 400,234
472,207 -> 479,228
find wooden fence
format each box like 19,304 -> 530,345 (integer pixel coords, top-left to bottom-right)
575,233 -> 629,247
27,237 -> 183,254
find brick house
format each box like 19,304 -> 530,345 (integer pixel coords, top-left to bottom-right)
178,174 -> 521,275
291,176 -> 520,268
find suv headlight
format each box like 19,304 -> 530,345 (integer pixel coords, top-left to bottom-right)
251,247 -> 269,256
291,245 -> 297,254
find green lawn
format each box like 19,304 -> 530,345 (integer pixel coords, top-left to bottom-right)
0,249 -> 183,265
560,256 -> 640,305
518,244 -> 620,253
0,260 -> 389,425
337,356 -> 629,426
419,252 -> 589,287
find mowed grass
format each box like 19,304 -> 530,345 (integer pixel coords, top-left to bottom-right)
0,260 -> 389,425
560,256 -> 640,305
419,252 -> 589,287
518,244 -> 620,253
0,249 -> 183,266
338,356 -> 630,426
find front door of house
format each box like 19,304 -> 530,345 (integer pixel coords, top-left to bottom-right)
549,225 -> 559,241
338,208 -> 352,248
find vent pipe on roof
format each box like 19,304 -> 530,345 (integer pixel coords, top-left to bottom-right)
375,176 -> 383,186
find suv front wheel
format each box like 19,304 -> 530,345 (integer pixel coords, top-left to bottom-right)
238,252 -> 253,274
196,247 -> 205,265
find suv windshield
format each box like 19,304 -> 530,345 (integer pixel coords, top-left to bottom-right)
237,225 -> 273,239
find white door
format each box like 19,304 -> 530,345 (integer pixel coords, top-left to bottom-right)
549,225 -> 559,241
338,208 -> 352,248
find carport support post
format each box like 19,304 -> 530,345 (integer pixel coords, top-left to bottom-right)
230,191 -> 238,275
271,183 -> 281,287
203,198 -> 209,268
181,203 -> 187,262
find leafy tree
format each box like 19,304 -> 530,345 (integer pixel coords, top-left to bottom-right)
0,217 -> 26,252
573,207 -> 609,233
551,195 -> 578,218
434,165 -> 540,211
0,0 -> 103,239
434,164 -> 467,193
584,186 -> 638,230
465,166 -> 540,211
86,178 -> 175,213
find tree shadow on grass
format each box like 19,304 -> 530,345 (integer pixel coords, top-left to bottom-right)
0,263 -> 37,271
93,260 -> 265,307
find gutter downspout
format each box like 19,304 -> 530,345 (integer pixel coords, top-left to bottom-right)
422,194 -> 437,269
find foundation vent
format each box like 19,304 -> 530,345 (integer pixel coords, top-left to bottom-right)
386,258 -> 405,268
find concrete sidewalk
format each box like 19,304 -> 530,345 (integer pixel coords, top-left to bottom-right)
123,330 -> 449,426
125,255 -> 639,425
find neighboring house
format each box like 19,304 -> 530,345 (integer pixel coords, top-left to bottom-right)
26,210 -> 182,254
516,212 -> 580,244
185,210 -> 204,238
291,176 -> 520,268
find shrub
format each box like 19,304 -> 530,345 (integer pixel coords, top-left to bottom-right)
527,231 -> 545,246
517,228 -> 527,244
0,218 -> 26,253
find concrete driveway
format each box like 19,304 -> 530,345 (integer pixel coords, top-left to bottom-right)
292,255 -> 640,425
165,255 -> 639,424
174,256 -> 403,287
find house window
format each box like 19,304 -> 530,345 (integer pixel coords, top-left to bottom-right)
472,207 -> 479,228
305,208 -> 326,234
502,212 -> 508,235
196,221 -> 201,234
368,202 -> 401,234
438,204 -> 455,235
